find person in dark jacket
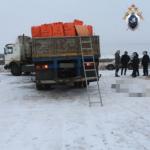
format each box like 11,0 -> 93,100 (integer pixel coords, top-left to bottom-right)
142,51 -> 150,76
132,52 -> 140,77
115,50 -> 121,77
135,52 -> 140,76
121,51 -> 130,75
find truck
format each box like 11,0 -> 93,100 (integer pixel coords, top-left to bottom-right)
0,54 -> 4,65
32,36 -> 100,89
4,35 -> 34,75
4,35 -> 100,90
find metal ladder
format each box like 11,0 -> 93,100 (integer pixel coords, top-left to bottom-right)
79,37 -> 103,106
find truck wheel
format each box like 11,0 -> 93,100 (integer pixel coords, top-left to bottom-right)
36,83 -> 43,90
24,72 -> 31,75
83,81 -> 87,88
11,63 -> 22,76
44,84 -> 52,90
74,82 -> 82,88
74,81 -> 88,88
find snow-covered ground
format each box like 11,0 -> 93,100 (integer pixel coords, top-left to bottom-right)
0,70 -> 150,150
0,65 -> 5,72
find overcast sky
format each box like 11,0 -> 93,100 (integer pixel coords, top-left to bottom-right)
0,0 -> 150,56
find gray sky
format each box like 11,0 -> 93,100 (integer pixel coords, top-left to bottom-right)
0,0 -> 150,56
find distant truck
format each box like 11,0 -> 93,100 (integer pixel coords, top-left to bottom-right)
4,35 -> 34,75
0,54 -> 4,65
4,35 -> 100,89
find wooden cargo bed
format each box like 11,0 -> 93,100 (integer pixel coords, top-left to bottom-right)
32,36 -> 100,59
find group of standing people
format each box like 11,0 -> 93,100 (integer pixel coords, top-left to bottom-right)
115,50 -> 150,77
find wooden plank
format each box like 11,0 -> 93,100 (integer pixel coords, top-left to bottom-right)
75,25 -> 90,36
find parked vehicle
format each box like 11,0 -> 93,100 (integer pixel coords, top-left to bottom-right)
0,54 -> 4,65
4,35 -> 34,75
32,36 -> 100,90
106,59 -> 133,70
105,60 -> 115,70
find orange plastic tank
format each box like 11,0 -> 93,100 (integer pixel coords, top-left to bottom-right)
52,22 -> 64,37
63,23 -> 76,36
31,26 -> 41,37
47,24 -> 53,37
41,24 -> 51,37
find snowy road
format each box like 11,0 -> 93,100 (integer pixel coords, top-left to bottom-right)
0,71 -> 150,150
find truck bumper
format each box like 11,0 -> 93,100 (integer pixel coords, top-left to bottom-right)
37,76 -> 98,85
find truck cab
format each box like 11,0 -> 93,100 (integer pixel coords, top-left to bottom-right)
4,36 -> 33,76
4,43 -> 20,69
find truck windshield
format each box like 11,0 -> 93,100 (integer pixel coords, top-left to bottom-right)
4,47 -> 13,54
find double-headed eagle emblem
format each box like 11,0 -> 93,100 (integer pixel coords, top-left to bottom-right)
123,4 -> 144,30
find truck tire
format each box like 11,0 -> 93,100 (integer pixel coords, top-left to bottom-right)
11,63 -> 22,76
74,81 -> 88,88
82,81 -> 87,88
24,72 -> 31,75
44,84 -> 52,90
36,83 -> 43,90
74,82 -> 80,88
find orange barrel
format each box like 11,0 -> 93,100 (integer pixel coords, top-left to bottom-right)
63,23 -> 76,36
41,24 -> 50,37
47,24 -> 53,37
31,26 -> 41,37
52,22 -> 64,37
